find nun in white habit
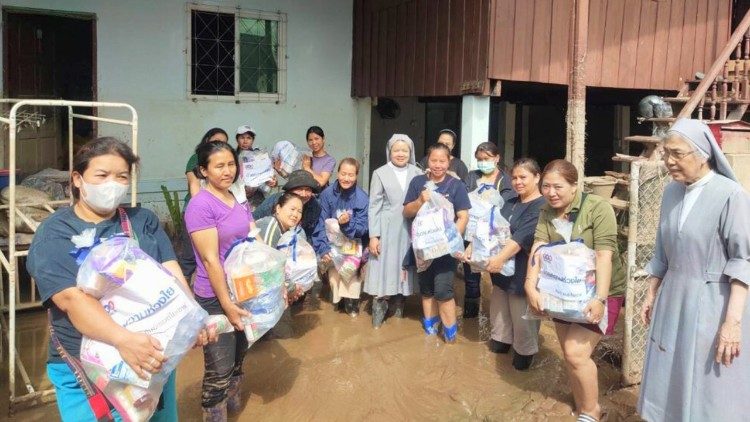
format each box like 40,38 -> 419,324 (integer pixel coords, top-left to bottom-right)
365,134 -> 422,328
638,118 -> 750,422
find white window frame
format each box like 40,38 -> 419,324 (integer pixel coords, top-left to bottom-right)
186,3 -> 287,103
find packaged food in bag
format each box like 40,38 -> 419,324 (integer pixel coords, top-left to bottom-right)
271,141 -> 308,176
324,218 -> 364,282
276,227 -> 318,292
76,234 -> 208,422
466,184 -> 504,240
467,206 -> 514,275
223,236 -> 287,346
411,183 -> 463,272
535,239 -> 607,332
239,149 -> 274,188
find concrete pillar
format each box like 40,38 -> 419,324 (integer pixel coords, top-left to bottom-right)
500,102 -> 516,167
355,97 -> 372,190
460,95 -> 490,170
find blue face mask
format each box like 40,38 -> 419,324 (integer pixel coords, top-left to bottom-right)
476,160 -> 497,174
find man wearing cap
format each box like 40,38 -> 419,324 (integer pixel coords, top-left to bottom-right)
253,169 -> 324,252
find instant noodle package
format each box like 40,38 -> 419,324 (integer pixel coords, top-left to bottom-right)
223,236 -> 287,346
411,182 -> 463,272
239,149 -> 274,188
76,234 -> 207,422
467,204 -> 514,275
270,141 -> 308,175
324,218 -> 364,282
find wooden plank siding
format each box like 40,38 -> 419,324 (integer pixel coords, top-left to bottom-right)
351,0 -> 734,97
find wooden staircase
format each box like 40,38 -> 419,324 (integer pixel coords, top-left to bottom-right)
614,10 -> 750,163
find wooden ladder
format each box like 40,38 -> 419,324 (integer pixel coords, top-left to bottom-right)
613,9 -> 750,163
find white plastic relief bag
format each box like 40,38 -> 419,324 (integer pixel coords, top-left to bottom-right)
468,206 -> 514,275
239,149 -> 274,188
223,235 -> 287,347
466,184 -> 504,240
76,234 -> 207,422
276,227 -> 318,292
324,218 -> 363,282
411,182 -> 463,272
271,141 -> 308,175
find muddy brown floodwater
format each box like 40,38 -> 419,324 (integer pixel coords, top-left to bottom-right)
3,275 -> 643,421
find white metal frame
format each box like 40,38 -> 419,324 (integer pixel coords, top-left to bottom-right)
0,99 -> 138,413
186,3 -> 288,103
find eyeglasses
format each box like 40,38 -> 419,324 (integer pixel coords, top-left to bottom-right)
662,148 -> 697,161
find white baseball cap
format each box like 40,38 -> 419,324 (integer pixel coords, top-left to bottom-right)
236,125 -> 256,136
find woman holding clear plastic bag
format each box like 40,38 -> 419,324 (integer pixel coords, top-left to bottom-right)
28,137 -> 212,422
466,158 -> 545,370
525,159 -> 625,422
184,141 -> 258,421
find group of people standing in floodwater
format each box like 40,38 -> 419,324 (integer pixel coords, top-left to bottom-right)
26,118 -> 750,422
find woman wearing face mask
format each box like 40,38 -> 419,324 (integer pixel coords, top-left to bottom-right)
637,119 -> 750,422
28,137 -> 210,422
313,158 -> 369,317
526,159 -> 625,422
461,142 -> 516,318
365,134 -> 422,328
300,125 -> 337,189
184,141 -> 257,420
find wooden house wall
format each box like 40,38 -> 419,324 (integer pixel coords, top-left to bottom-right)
352,0 -> 491,97
488,0 -> 733,90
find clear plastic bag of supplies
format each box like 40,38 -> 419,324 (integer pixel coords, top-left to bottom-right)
324,218 -> 364,282
223,235 -> 287,346
271,141 -> 309,176
466,184 -> 504,240
75,233 -> 208,422
534,222 -> 607,332
467,206 -> 514,275
276,227 -> 318,292
239,149 -> 274,188
411,182 -> 464,272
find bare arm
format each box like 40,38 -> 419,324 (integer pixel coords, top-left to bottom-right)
162,260 -> 190,292
716,280 -> 749,366
52,288 -> 165,379
455,210 -> 469,236
190,228 -> 249,330
187,172 -> 201,197
403,189 -> 430,218
525,241 -> 547,313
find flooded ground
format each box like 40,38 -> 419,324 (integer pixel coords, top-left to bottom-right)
2,276 -> 642,421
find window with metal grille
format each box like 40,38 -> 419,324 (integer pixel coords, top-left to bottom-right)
188,6 -> 286,102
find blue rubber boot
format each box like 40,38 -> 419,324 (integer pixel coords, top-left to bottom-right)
443,323 -> 458,343
421,316 -> 440,335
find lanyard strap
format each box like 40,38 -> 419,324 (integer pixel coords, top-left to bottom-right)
48,309 -> 114,422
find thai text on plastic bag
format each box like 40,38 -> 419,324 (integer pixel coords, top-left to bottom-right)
223,235 -> 287,346
534,232 -> 607,332
466,184 -> 504,240
271,141 -> 308,175
75,233 -> 207,422
324,218 -> 364,282
239,149 -> 274,188
276,226 -> 318,292
411,182 -> 463,272
467,205 -> 514,275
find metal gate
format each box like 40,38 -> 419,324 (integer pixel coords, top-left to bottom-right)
621,161 -> 670,386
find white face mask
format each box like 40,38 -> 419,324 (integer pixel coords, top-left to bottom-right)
81,180 -> 130,213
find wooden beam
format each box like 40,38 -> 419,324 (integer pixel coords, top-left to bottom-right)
566,0 -> 588,183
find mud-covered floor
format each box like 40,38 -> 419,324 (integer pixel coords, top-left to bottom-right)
3,276 -> 642,421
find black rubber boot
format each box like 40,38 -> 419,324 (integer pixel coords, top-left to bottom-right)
488,339 -> 512,354
372,298 -> 387,328
463,297 -> 479,319
512,352 -> 534,371
389,294 -> 405,318
346,299 -> 359,317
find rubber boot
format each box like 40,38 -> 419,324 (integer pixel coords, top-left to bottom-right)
389,294 -> 405,318
463,297 -> 479,319
346,298 -> 359,317
421,316 -> 440,335
226,375 -> 243,414
488,339 -> 512,354
443,323 -> 458,343
202,400 -> 228,422
512,352 -> 535,371
372,298 -> 387,328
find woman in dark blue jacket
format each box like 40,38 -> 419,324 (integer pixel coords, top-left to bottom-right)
313,158 -> 369,316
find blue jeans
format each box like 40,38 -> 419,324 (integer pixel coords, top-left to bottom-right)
46,362 -> 177,422
196,295 -> 248,408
